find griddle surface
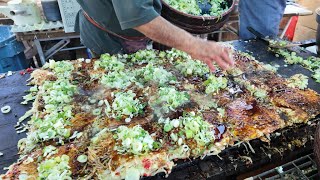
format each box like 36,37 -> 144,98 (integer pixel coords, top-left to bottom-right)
0,40 -> 319,177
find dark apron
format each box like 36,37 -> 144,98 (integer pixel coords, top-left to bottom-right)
82,10 -> 150,54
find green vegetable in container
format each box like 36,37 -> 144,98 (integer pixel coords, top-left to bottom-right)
164,0 -> 228,16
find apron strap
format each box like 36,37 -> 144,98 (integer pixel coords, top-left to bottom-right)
82,10 -> 148,41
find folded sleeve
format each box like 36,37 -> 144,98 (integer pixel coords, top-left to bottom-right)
112,0 -> 160,30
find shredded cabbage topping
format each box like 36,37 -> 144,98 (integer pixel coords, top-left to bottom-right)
113,125 -> 160,155
37,155 -> 72,180
165,0 -> 201,15
204,75 -> 228,94
105,90 -> 145,122
287,74 -> 309,90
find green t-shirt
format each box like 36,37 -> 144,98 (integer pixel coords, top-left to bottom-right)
75,0 -> 162,55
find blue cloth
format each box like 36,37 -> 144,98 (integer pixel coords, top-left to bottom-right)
239,0 -> 286,40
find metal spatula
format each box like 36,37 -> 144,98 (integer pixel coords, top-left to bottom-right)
247,27 -> 316,49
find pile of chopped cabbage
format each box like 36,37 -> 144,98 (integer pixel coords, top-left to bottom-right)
151,87 -> 190,113
204,75 -> 228,94
113,125 -> 160,155
105,90 -> 145,122
175,58 -> 209,77
134,63 -> 176,86
37,155 -> 72,180
164,0 -> 228,16
287,74 -> 309,90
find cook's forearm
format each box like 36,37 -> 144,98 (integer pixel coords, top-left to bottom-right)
134,16 -> 198,54
134,15 -> 233,71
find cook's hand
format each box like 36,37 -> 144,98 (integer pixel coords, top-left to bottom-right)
189,39 -> 234,71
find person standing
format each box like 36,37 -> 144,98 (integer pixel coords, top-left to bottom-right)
239,0 -> 287,39
75,0 -> 234,71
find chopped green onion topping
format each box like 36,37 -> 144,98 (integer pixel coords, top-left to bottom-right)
152,87 -> 190,113
77,154 -> 88,163
37,155 -> 72,180
105,90 -> 145,122
288,74 -> 309,90
204,75 -> 228,94
114,125 -> 160,155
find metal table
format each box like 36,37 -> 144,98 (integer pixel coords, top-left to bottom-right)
0,40 -> 319,178
15,30 -> 86,66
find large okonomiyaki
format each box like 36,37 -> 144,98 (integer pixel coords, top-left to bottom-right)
1,48 -> 320,179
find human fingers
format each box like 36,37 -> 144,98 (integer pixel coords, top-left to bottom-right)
204,58 -> 216,72
210,55 -> 230,70
221,49 -> 234,66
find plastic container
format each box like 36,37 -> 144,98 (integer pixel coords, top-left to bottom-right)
0,26 -> 27,73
